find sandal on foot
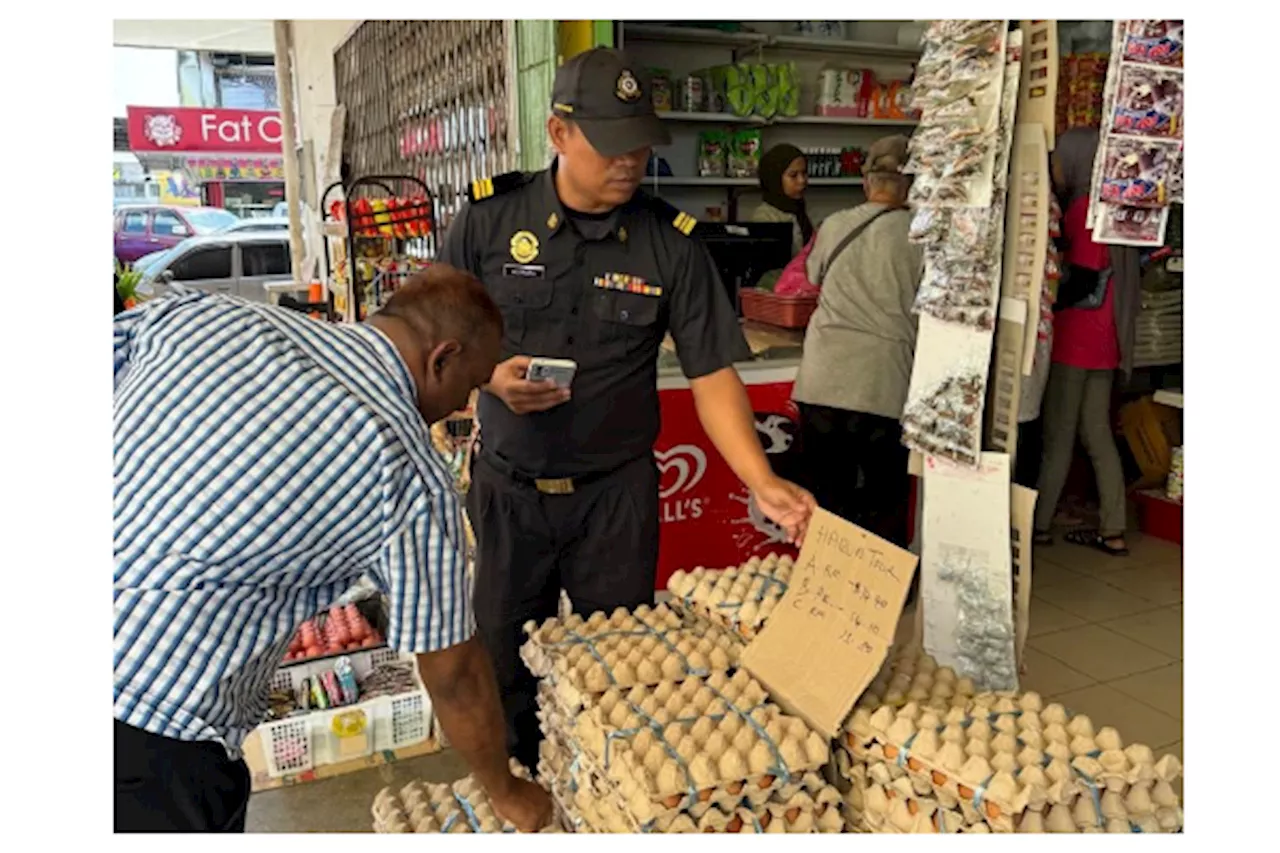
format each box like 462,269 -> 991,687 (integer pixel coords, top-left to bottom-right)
1033,530 -> 1054,546
1064,528 -> 1129,557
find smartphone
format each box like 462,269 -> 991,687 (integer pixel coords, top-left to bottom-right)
526,357 -> 578,390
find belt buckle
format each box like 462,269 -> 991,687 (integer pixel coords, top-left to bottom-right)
535,477 -> 575,495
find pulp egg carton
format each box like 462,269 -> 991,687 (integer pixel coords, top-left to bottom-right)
572,670 -> 830,824
843,693 -> 1183,833
850,647 -> 978,719
849,759 -> 1181,834
521,603 -> 738,710
666,553 -> 794,641
370,759 -> 562,833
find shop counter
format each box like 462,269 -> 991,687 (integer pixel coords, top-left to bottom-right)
653,326 -> 804,589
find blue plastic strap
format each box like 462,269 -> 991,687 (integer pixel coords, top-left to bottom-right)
704,684 -> 791,785
1071,766 -> 1104,828
897,731 -> 919,768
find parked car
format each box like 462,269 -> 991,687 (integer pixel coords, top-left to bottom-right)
219,217 -> 289,234
141,232 -> 295,303
113,205 -> 239,263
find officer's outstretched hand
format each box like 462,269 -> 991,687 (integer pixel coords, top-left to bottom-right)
753,476 -> 818,547
487,355 -> 572,414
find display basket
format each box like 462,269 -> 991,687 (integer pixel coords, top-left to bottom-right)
370,688 -> 434,752
739,288 -> 819,328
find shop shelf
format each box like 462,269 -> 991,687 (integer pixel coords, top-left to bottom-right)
656,110 -> 764,124
645,176 -> 863,189
770,34 -> 922,59
777,115 -> 919,128
623,23 -> 767,48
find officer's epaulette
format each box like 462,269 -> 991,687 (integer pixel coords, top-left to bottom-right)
468,171 -> 530,204
643,194 -> 698,237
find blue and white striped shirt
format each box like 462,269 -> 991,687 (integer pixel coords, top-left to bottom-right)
114,292 -> 472,755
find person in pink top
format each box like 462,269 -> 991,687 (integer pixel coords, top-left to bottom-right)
1033,128 -> 1142,557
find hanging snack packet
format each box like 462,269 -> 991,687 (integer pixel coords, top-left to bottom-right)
1111,65 -> 1184,139
1099,137 -> 1179,208
1121,19 -> 1184,67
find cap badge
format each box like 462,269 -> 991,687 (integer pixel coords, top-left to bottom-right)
615,69 -> 642,103
510,230 -> 540,264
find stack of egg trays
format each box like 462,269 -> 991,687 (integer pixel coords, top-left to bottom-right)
521,603 -> 740,714
841,690 -> 1184,833
666,553 -> 794,641
537,669 -> 843,832
371,759 -> 563,833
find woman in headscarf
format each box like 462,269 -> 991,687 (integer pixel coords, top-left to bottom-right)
1032,127 -> 1142,556
748,143 -> 813,256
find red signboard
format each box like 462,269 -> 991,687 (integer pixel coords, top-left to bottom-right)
654,378 -> 802,590
127,106 -> 283,154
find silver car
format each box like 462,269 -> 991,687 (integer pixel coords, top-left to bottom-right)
142,232 -> 299,303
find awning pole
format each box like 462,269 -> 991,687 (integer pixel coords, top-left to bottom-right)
273,20 -> 305,288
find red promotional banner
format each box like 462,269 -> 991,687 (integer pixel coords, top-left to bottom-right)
654,379 -> 802,590
127,106 -> 283,153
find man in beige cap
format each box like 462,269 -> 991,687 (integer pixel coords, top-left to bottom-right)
791,134 -> 923,548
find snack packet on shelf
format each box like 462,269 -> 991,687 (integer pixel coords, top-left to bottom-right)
1110,64 -> 1183,139
1099,137 -> 1180,208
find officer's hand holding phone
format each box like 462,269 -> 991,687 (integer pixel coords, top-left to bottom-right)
486,355 -> 572,415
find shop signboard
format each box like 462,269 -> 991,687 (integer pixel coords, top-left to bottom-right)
654,373 -> 802,590
127,105 -> 283,154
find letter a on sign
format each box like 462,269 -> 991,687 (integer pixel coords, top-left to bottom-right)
741,507 -> 918,738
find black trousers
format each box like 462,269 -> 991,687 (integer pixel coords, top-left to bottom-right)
796,403 -> 911,549
115,720 -> 251,832
468,452 -> 659,770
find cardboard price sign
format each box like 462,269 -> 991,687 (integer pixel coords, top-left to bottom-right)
741,507 -> 919,738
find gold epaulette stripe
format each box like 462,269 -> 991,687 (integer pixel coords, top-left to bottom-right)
471,178 -> 495,201
673,211 -> 697,236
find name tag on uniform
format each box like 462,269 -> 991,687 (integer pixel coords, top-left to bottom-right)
593,272 -> 662,297
503,263 -> 546,279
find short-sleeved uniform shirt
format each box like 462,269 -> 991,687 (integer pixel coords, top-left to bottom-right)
439,165 -> 749,477
1053,196 -> 1120,371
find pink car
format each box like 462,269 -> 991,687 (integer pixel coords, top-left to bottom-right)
114,205 -> 239,264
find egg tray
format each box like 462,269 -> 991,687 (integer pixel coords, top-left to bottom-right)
847,762 -> 1183,834
570,670 -> 831,819
370,759 -> 562,833
521,603 -> 739,708
536,683 -> 841,833
666,553 -> 794,641
840,695 -> 1183,833
543,735 -> 842,834
851,647 -> 980,716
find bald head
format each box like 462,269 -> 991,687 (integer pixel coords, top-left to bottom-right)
370,264 -> 503,423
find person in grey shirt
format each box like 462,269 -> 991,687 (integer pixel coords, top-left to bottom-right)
792,135 -> 923,547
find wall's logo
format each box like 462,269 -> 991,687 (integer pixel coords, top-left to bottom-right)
655,445 -> 707,500
143,114 -> 182,148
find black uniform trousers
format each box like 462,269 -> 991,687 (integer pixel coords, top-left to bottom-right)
796,403 -> 911,550
115,720 -> 251,832
468,451 -> 659,770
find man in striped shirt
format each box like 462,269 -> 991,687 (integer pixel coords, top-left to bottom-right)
114,266 -> 551,832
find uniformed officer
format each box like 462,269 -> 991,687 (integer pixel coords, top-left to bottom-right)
438,48 -> 816,770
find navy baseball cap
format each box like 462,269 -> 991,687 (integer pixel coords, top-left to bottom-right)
551,48 -> 672,157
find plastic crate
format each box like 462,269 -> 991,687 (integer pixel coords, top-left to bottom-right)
372,688 -> 433,752
739,288 -> 819,329
260,716 -> 313,777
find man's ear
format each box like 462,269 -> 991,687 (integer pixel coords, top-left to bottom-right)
428,340 -> 463,380
547,115 -> 571,155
